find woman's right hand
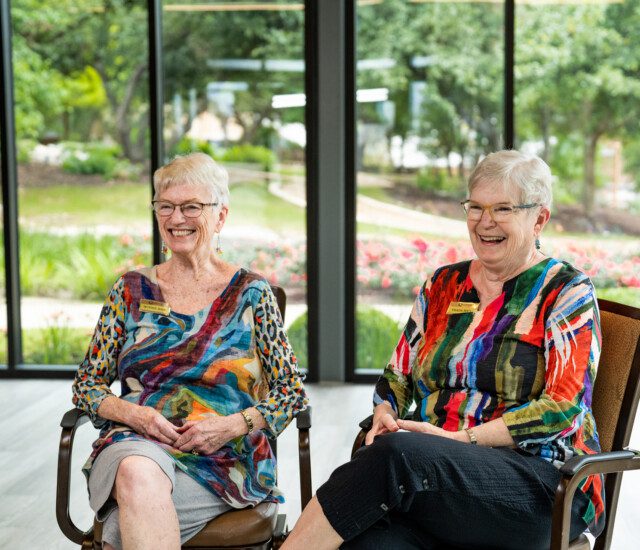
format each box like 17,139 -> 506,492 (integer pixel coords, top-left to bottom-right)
365,402 -> 399,445
130,406 -> 181,445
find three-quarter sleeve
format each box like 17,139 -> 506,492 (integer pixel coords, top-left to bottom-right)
373,280 -> 429,419
502,276 -> 601,449
253,284 -> 308,437
72,277 -> 127,428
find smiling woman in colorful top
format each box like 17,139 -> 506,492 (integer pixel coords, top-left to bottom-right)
284,150 -> 603,550
72,152 -> 307,550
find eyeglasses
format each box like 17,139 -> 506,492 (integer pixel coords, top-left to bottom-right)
460,200 -> 539,222
151,201 -> 218,218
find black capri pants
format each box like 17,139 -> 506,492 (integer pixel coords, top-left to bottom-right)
316,432 -> 591,550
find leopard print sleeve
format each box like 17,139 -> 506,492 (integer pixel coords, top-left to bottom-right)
253,283 -> 308,437
72,276 -> 127,428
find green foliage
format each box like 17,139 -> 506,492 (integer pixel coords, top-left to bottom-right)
62,143 -> 121,179
288,307 -> 401,371
16,139 -> 38,164
0,326 -> 90,365
171,137 -> 217,159
416,169 -> 465,197
222,145 -> 276,172
16,231 -> 150,300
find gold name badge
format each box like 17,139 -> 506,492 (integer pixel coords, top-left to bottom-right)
446,301 -> 480,315
139,299 -> 171,316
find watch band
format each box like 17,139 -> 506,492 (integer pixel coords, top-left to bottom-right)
465,427 -> 478,445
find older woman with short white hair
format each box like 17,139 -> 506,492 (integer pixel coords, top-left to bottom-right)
73,152 -> 307,550
284,150 -> 603,549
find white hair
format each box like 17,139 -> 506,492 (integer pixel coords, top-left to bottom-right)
153,152 -> 229,206
467,150 -> 553,209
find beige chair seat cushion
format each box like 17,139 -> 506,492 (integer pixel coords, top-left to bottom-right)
184,502 -> 278,547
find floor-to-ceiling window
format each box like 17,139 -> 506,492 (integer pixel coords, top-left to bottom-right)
353,0 -> 504,375
12,0 -> 152,366
0,0 -> 310,375
515,0 -> 640,306
162,1 -> 308,371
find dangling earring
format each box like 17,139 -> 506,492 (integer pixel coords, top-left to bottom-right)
216,233 -> 223,255
161,240 -> 168,255
535,237 -> 541,250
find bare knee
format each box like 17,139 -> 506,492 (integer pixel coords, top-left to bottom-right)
113,455 -> 172,505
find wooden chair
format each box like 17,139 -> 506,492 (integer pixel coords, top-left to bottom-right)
56,285 -> 312,550
351,298 -> 640,550
550,298 -> 640,550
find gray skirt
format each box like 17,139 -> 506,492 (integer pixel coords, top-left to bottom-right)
88,439 -> 231,549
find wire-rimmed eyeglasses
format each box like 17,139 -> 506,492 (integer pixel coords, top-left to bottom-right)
151,201 -> 218,218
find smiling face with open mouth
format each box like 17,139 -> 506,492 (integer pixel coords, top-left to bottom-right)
467,179 -> 548,277
156,183 -> 225,259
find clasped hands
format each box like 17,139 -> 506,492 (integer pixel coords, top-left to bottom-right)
132,406 -> 246,456
364,402 -> 465,446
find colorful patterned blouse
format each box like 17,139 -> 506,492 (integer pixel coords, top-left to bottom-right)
73,267 -> 307,508
374,258 -> 604,536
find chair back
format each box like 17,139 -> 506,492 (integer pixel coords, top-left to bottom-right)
590,299 -> 640,550
271,285 -> 287,324
591,299 -> 640,453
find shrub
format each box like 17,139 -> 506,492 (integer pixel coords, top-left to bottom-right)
222,144 -> 276,172
287,307 -> 401,371
416,168 -> 465,196
17,138 -> 37,164
17,231 -> 150,300
62,143 -> 121,179
0,325 -> 91,365
171,136 -> 217,159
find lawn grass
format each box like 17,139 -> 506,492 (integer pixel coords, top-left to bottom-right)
20,182 -> 151,226
20,180 -> 306,235
225,181 -> 305,235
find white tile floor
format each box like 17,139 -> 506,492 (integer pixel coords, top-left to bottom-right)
1,380 -> 638,549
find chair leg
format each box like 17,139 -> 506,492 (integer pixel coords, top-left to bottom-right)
272,514 -> 288,549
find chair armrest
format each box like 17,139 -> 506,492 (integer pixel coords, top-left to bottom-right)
551,449 -> 640,550
350,415 -> 374,458
296,407 -> 312,509
559,449 -> 639,476
61,407 -> 90,429
296,407 -> 312,430
56,407 -> 94,545
359,414 -> 374,431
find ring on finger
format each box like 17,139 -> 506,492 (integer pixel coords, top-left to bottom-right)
191,449 -> 199,456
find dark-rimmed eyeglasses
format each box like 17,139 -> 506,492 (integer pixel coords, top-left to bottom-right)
151,201 -> 218,218
460,200 -> 539,222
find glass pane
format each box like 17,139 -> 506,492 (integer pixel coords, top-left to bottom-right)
515,0 -> 640,308
162,1 -> 308,371
355,0 -> 504,374
12,0 -> 152,365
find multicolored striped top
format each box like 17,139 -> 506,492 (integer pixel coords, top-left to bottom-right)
73,267 -> 307,507
374,257 -> 604,536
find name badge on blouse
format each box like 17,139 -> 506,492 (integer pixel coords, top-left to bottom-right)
446,301 -> 479,315
139,299 -> 171,316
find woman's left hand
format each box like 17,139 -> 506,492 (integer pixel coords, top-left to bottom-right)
174,414 -> 245,455
396,419 -> 464,442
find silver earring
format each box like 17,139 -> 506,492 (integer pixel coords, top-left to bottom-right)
535,237 -> 541,250
216,233 -> 223,255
